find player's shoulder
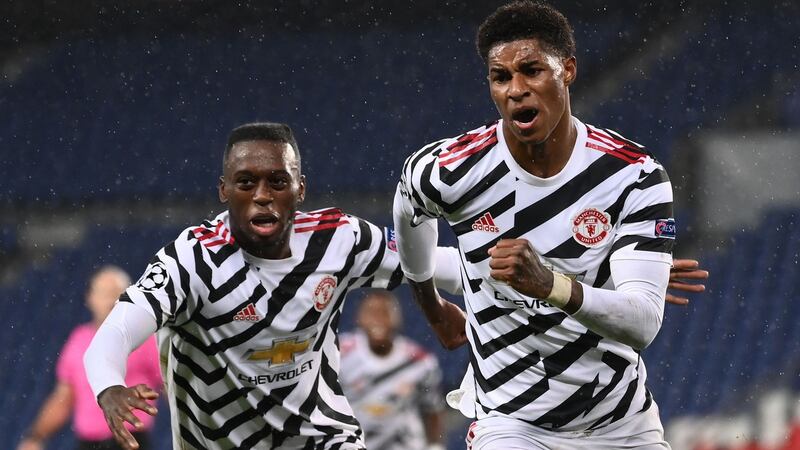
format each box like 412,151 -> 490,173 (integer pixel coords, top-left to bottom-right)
584,122 -> 663,169
170,211 -> 237,254
403,120 -> 500,174
293,207 -> 364,235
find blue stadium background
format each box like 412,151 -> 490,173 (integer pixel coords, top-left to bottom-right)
1,1 -> 799,449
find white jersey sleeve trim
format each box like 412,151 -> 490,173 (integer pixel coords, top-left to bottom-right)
84,301 -> 158,398
393,184 -> 439,282
572,257 -> 670,350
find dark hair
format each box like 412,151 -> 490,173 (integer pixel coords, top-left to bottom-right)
476,1 -> 576,62
224,122 -> 301,171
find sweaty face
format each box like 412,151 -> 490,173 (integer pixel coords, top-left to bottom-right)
357,296 -> 401,352
219,140 -> 305,259
487,38 -> 576,147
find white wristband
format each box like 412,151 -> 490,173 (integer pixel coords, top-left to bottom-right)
546,271 -> 572,308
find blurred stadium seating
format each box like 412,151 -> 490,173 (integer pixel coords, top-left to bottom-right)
2,1 -> 799,449
0,8 -> 650,203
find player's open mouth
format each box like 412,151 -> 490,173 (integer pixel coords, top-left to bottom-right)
511,108 -> 539,131
250,213 -> 280,236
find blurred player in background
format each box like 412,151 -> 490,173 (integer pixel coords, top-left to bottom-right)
17,266 -> 161,450
394,1 -> 706,448
340,290 -> 445,450
82,122 -> 463,450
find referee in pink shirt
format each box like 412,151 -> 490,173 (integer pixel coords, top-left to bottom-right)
17,266 -> 162,450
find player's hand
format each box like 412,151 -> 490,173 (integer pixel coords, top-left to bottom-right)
488,239 -> 552,299
97,384 -> 158,450
666,259 -> 709,305
430,300 -> 468,350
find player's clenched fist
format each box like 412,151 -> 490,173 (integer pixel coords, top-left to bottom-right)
97,384 -> 158,450
488,239 -> 555,299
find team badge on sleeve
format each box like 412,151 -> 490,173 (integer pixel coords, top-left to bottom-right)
655,218 -> 676,239
571,208 -> 612,247
384,226 -> 398,252
135,261 -> 170,291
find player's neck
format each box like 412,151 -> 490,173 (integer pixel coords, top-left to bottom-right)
247,245 -> 292,260
236,231 -> 293,260
507,112 -> 576,178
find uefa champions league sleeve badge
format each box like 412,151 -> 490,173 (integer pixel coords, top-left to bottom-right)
135,261 -> 170,291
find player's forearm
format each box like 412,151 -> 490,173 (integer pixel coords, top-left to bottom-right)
84,302 -> 157,398
569,259 -> 670,350
408,278 -> 449,323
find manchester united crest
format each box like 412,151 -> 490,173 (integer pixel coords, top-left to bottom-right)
571,208 -> 612,247
313,276 -> 337,311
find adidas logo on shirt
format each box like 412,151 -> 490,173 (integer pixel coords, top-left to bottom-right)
234,303 -> 261,322
471,212 -> 500,233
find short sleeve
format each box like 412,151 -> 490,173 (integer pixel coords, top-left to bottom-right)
122,236 -> 193,329
398,139 -> 449,225
610,164 -> 675,264
349,217 -> 405,291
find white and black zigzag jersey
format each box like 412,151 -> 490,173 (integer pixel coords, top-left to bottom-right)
339,331 -> 444,450
123,209 -> 404,449
398,117 -> 675,431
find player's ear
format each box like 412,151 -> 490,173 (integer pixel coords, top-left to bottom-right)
218,176 -> 228,203
563,56 -> 577,87
297,175 -> 306,204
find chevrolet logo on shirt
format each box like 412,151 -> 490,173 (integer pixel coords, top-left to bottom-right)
244,337 -> 312,366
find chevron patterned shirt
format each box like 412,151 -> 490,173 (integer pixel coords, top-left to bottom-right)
123,209 -> 403,449
397,117 -> 674,431
339,331 -> 444,450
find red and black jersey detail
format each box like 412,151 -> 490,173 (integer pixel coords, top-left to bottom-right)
437,122 -> 499,170
585,125 -> 650,165
294,208 -> 348,233
192,220 -> 235,249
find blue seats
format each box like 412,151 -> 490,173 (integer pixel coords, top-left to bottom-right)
645,208 -> 800,422
2,18 -> 637,204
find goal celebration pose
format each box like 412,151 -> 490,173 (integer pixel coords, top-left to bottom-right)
394,2 -> 693,448
83,122 -> 461,450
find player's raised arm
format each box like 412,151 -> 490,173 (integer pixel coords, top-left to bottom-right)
345,216 -> 463,296
83,302 -> 159,450
488,238 -> 668,350
84,242 -> 191,450
488,157 -> 678,350
393,183 -> 467,350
